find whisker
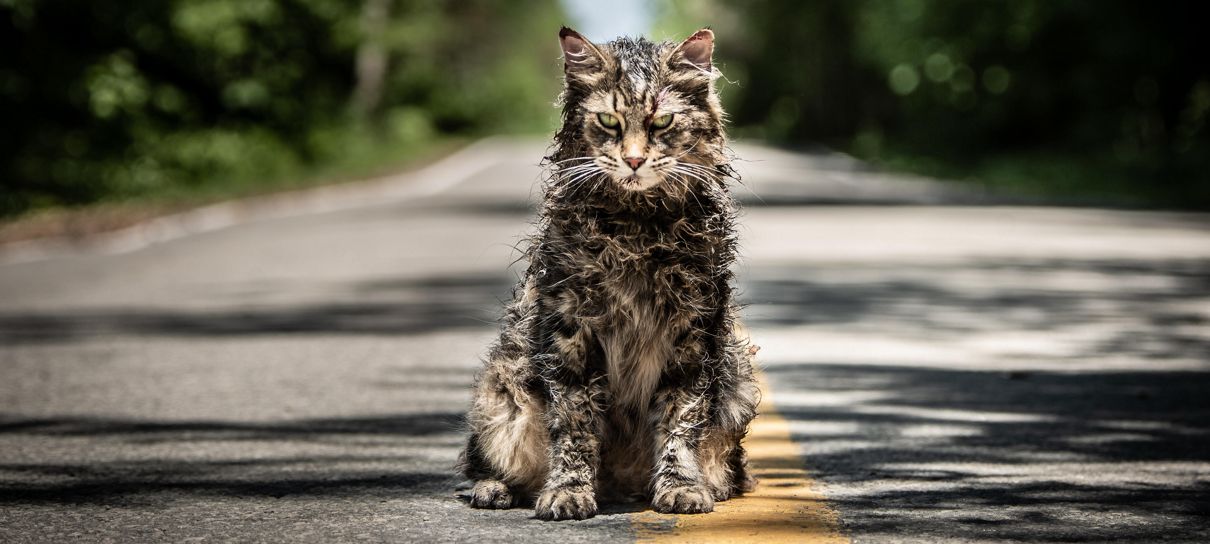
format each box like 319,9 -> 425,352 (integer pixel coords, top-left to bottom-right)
551,156 -> 597,165
672,166 -> 711,186
555,164 -> 598,177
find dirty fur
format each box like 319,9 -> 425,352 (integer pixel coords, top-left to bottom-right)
459,27 -> 760,521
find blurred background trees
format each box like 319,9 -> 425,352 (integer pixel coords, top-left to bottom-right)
2,0 -> 1207,219
0,0 -> 563,216
664,0 -> 1209,207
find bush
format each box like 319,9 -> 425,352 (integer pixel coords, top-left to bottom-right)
0,0 -> 565,217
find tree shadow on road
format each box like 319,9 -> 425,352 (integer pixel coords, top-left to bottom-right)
0,269 -> 513,507
764,363 -> 1210,542
741,257 -> 1210,541
741,257 -> 1210,361
0,272 -> 518,344
0,411 -> 469,506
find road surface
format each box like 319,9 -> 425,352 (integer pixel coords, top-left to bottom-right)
1,139 -> 1208,542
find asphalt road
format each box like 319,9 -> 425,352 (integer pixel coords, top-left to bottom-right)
1,139 -> 1208,542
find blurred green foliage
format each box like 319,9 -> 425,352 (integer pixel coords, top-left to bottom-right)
661,0 -> 1210,208
8,1 -> 1207,215
0,0 -> 564,217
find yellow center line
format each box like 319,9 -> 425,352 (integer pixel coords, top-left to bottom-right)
631,369 -> 849,543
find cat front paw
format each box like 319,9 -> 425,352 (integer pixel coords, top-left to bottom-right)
653,485 -> 715,514
469,479 -> 514,509
534,485 -> 598,521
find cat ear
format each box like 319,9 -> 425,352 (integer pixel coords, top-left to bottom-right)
672,28 -> 714,72
559,27 -> 605,77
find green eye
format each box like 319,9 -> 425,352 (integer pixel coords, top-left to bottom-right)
597,113 -> 620,128
650,113 -> 674,129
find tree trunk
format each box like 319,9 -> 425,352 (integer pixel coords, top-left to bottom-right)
351,0 -> 392,120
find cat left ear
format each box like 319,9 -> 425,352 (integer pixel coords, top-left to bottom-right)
672,28 -> 714,72
559,26 -> 605,76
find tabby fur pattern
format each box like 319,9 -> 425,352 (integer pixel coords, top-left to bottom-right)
459,27 -> 760,521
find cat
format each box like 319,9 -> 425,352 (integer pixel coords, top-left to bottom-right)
458,26 -> 760,521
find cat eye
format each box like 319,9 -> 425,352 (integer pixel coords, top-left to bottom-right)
650,113 -> 674,129
597,113 -> 621,129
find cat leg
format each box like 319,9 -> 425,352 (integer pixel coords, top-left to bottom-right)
694,432 -> 757,501
700,343 -> 761,501
729,442 -> 757,495
534,379 -> 604,520
460,432 -> 511,509
533,323 -> 605,521
461,361 -> 550,508
469,478 -> 515,509
463,428 -> 534,509
650,356 -> 716,514
699,325 -> 761,500
696,430 -> 740,502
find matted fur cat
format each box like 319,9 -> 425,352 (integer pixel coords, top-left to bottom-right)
459,27 -> 760,521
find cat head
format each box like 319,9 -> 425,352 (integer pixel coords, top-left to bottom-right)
552,27 -> 727,196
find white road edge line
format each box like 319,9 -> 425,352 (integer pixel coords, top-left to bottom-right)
0,138 -> 510,266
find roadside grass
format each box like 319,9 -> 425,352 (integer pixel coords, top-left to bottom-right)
0,136 -> 468,245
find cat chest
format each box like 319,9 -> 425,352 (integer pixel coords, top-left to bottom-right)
548,233 -> 719,407
597,285 -> 673,410
573,238 -> 715,314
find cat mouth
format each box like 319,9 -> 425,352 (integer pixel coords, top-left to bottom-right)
616,174 -> 657,191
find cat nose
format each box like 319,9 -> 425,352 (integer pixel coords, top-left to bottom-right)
623,156 -> 646,170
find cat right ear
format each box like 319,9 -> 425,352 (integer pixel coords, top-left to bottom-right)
671,29 -> 714,73
559,27 -> 605,80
